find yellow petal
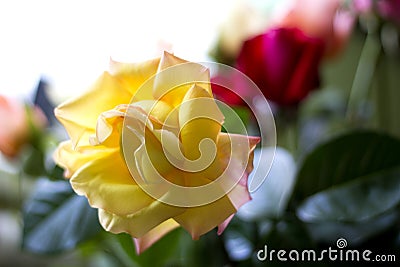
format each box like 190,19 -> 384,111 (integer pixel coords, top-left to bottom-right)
173,195 -> 236,240
153,52 -> 212,107
53,140 -> 116,178
55,72 -> 132,147
179,84 -> 224,161
172,133 -> 259,238
122,104 -> 182,185
98,200 -> 184,238
110,57 -> 160,100
216,133 -> 260,179
91,107 -> 125,147
133,219 -> 179,254
157,51 -> 187,71
133,130 -> 186,187
133,100 -> 178,128
70,149 -> 157,216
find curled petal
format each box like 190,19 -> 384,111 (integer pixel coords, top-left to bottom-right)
54,140 -> 116,178
133,219 -> 180,254
133,100 -> 178,128
91,107 -> 125,146
98,200 -> 184,238
55,72 -> 132,147
217,214 -> 234,235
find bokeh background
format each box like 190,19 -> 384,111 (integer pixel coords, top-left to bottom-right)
1,0 -> 400,266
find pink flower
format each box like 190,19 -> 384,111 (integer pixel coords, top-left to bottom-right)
236,27 -> 324,106
353,0 -> 373,14
276,0 -> 355,57
377,0 -> 400,25
0,95 -> 47,158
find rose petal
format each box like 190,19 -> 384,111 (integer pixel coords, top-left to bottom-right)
237,28 -> 324,106
70,149 -> 161,216
179,84 -> 224,161
98,200 -> 184,238
133,100 -> 178,127
157,51 -> 187,71
55,72 -> 132,147
284,30 -> 324,105
110,57 -> 160,100
53,140 -> 117,178
173,195 -> 236,240
91,108 -> 125,146
133,219 -> 180,254
153,52 -> 212,107
217,214 -> 235,235
216,133 -> 259,210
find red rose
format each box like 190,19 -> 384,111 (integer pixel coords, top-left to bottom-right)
236,27 -> 324,106
211,74 -> 246,107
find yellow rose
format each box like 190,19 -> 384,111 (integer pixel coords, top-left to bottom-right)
54,52 -> 259,253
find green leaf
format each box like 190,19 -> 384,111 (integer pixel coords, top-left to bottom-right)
291,131 -> 400,204
113,228 -> 187,267
22,146 -> 46,177
47,164 -> 66,181
22,179 -> 102,254
260,215 -> 314,250
113,229 -> 235,267
304,210 -> 399,246
297,166 -> 400,222
218,103 -> 250,135
300,87 -> 346,118
183,230 -> 230,267
291,131 -> 400,244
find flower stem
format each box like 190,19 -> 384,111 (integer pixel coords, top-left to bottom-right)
17,168 -> 24,210
346,28 -> 382,124
374,44 -> 400,138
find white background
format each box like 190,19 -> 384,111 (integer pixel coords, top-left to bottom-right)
0,0 -> 232,101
